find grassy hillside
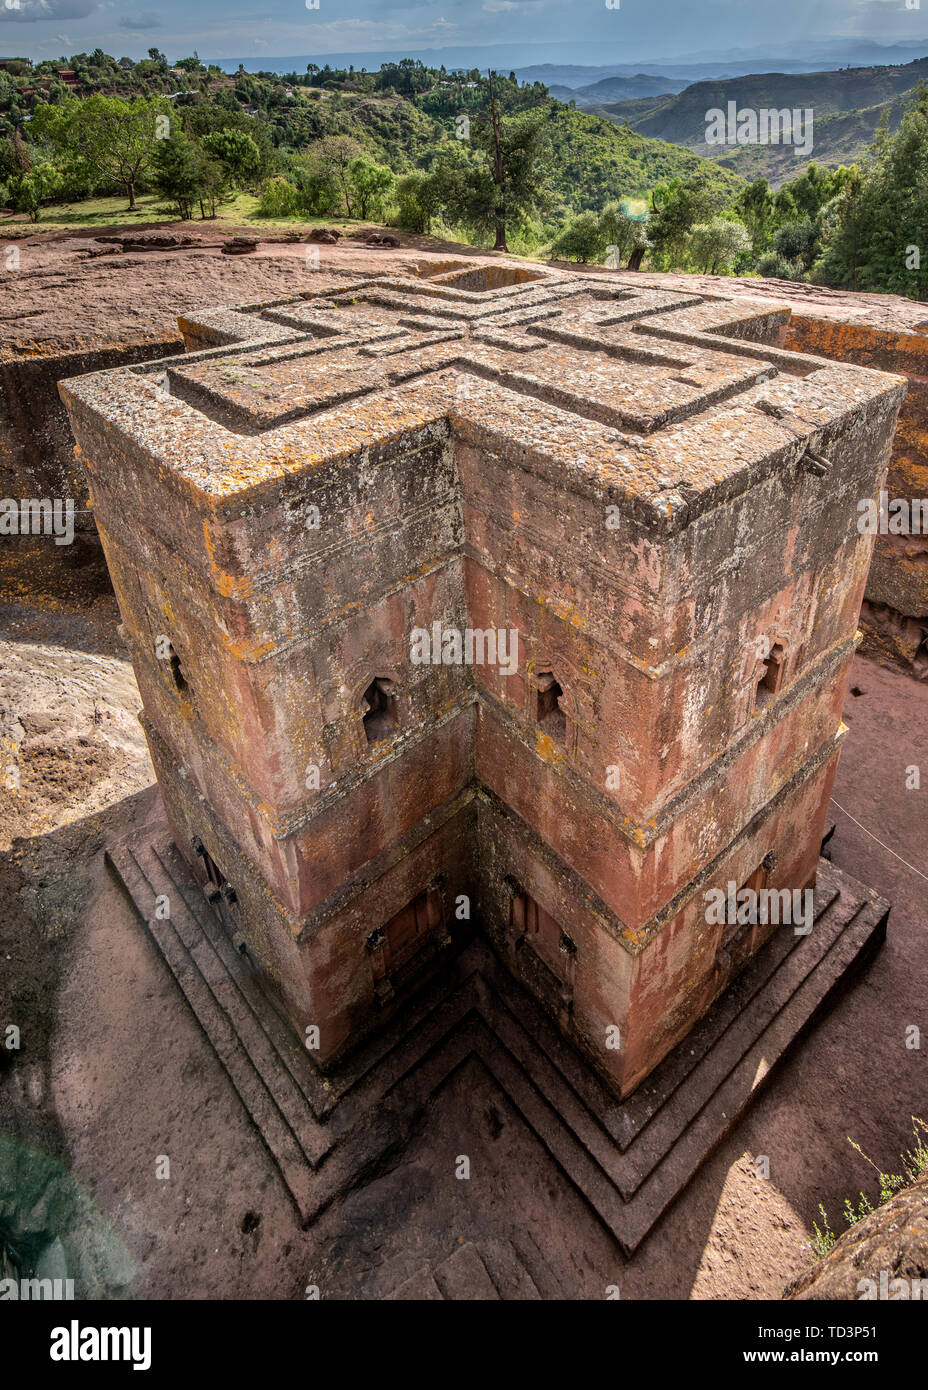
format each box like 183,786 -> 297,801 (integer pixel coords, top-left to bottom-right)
540,105 -> 743,210
282,92 -> 742,208
0,54 -> 742,233
294,89 -> 443,171
601,56 -> 928,182
705,88 -> 916,183
553,74 -> 682,107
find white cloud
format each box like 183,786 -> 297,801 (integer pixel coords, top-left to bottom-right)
0,0 -> 99,21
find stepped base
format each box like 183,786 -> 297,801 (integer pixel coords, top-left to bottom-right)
106,824 -> 888,1257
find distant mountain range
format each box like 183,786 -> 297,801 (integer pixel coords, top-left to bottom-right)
549,75 -> 683,106
515,44 -> 928,98
596,56 -> 928,184
209,38 -> 928,83
202,43 -> 928,189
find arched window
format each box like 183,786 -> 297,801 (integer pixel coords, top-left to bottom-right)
168,643 -> 187,694
362,677 -> 398,743
754,642 -> 785,711
536,671 -> 566,745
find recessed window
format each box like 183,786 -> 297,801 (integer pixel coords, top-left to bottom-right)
536,671 -> 566,744
367,882 -> 445,992
723,860 -> 769,945
510,884 -> 576,1001
167,643 -> 187,693
194,842 -> 234,903
385,887 -> 441,967
754,643 -> 785,710
362,677 -> 398,743
511,886 -> 563,952
202,849 -> 224,888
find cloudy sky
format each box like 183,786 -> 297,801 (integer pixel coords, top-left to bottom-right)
1,0 -> 926,66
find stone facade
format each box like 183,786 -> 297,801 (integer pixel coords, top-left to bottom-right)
7,252 -> 925,673
613,270 -> 928,679
59,264 -> 905,1097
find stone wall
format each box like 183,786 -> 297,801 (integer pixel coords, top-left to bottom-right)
614,270 -> 928,680
781,315 -> 928,678
59,266 -> 904,1094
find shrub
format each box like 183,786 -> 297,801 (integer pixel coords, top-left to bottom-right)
3,162 -> 61,221
756,251 -> 805,281
393,171 -> 432,231
346,155 -> 393,221
255,175 -> 302,218
546,209 -> 605,263
811,1118 -> 928,1260
686,217 -> 750,274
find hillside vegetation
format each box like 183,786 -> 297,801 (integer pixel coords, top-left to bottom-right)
0,50 -> 738,246
1,48 -> 926,301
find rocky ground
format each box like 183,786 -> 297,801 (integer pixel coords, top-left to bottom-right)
0,220 -> 489,349
607,266 -> 928,333
788,1164 -> 928,1299
1,231 -> 927,1299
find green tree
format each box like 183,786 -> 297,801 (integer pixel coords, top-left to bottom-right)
200,127 -> 260,187
813,89 -> 928,298
466,95 -> 550,250
598,199 -> 649,268
0,137 -> 18,184
783,162 -> 851,220
346,155 -> 393,220
686,217 -> 750,274
394,170 -> 439,231
31,94 -> 169,210
735,178 -> 775,256
4,162 -> 61,221
196,155 -> 232,218
770,216 -> 819,274
756,250 -> 805,282
150,127 -> 204,219
547,210 -> 606,263
180,104 -> 273,180
0,129 -> 30,181
255,175 -> 302,218
648,174 -> 729,269
311,135 -> 364,215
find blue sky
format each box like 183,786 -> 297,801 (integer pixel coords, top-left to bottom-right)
1,0 -> 927,66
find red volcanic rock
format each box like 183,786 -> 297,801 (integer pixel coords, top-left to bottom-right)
221,236 -> 259,255
58,263 -> 904,1094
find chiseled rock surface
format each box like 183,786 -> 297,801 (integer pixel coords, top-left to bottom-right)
59,263 -> 903,1095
